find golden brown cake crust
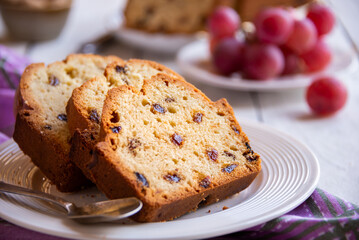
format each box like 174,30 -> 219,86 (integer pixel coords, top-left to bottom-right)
69,128 -> 98,183
13,111 -> 90,192
93,142 -> 259,222
91,74 -> 261,222
13,54 -> 122,192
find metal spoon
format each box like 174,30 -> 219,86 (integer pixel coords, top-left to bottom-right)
0,181 -> 142,223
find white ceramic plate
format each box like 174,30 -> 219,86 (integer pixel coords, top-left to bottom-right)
0,120 -> 319,240
106,14 -> 201,54
114,23 -> 202,54
176,39 -> 358,91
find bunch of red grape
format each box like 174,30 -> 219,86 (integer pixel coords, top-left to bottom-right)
208,3 -> 336,80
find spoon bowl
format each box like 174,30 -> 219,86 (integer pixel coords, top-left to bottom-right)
0,181 -> 142,223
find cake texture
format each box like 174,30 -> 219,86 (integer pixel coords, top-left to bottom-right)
91,73 -> 261,222
67,59 -> 184,182
124,0 -> 234,34
13,54 -> 122,192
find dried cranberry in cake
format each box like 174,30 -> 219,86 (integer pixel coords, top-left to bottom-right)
121,77 -> 129,85
135,172 -> 149,187
163,173 -> 181,183
199,177 -> 211,188
222,164 -> 238,173
171,133 -> 183,146
111,126 -> 122,133
88,109 -> 100,124
245,142 -> 253,154
128,138 -> 141,153
48,75 -> 59,86
151,103 -> 166,114
110,111 -> 120,123
223,151 -> 236,160
44,125 -> 52,130
207,149 -> 218,162
57,114 -> 67,121
115,65 -> 128,74
193,112 -> 203,123
165,97 -> 175,102
231,125 -> 240,134
244,153 -> 258,162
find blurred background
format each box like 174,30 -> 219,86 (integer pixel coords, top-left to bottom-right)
0,0 -> 358,210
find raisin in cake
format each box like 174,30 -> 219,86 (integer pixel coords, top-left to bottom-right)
124,0 -> 234,34
13,54 -> 122,192
67,59 -> 184,182
91,74 -> 261,222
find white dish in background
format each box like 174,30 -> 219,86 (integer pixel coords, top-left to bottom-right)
0,120 -> 319,240
114,23 -> 202,54
176,39 -> 358,91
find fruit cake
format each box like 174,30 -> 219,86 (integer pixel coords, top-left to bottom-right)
123,0 -> 234,34
91,73 -> 261,222
13,54 -> 122,192
67,59 -> 184,182
123,0 -> 313,34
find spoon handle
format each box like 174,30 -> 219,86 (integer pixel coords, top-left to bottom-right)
0,181 -> 73,213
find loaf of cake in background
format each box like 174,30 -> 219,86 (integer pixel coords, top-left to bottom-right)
237,0 -> 313,21
123,0 -> 313,34
123,0 -> 234,34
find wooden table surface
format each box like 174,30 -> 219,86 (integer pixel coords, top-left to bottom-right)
1,0 -> 358,213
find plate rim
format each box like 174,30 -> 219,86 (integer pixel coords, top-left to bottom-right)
0,120 -> 320,240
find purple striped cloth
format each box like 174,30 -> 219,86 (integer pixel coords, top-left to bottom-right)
0,45 -> 29,90
0,45 -> 29,135
0,187 -> 358,240
213,189 -> 359,240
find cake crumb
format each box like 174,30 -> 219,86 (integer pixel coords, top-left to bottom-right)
207,210 -> 211,213
222,206 -> 229,210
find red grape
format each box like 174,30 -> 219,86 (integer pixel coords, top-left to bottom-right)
301,39 -> 332,72
307,3 -> 335,36
243,44 -> 284,80
212,37 -> 244,75
285,19 -> 317,54
306,77 -> 347,115
207,7 -> 240,39
209,36 -> 223,54
254,8 -> 294,44
281,47 -> 304,75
